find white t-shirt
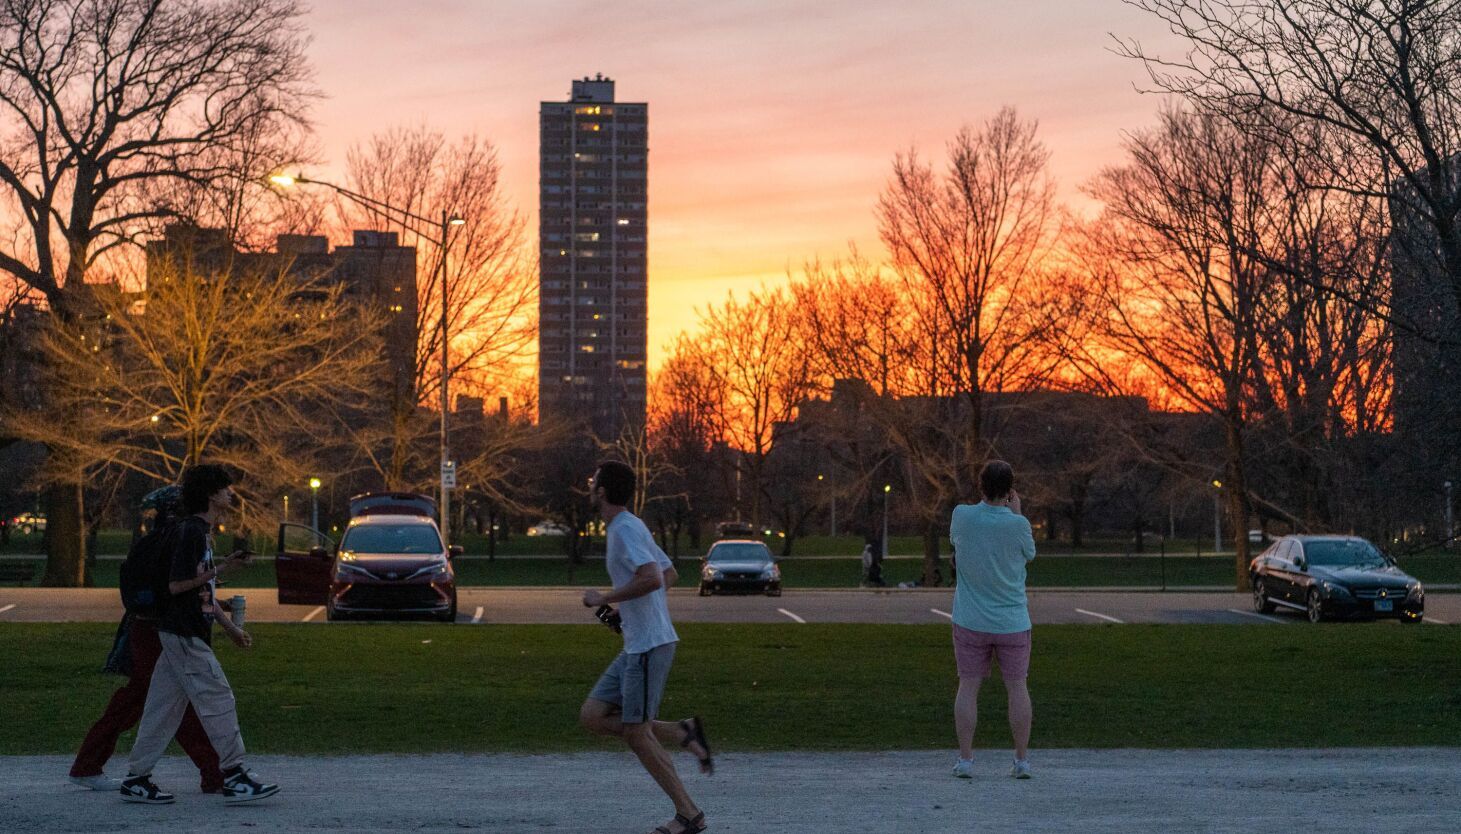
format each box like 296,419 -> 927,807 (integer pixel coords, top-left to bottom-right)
605,511 -> 679,653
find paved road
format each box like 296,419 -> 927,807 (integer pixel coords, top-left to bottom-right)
0,587 -> 1454,625
2,749 -> 1457,833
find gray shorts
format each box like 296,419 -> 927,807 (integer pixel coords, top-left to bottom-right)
587,641 -> 677,724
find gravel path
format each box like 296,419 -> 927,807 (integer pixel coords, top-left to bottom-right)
2,749 -> 1456,833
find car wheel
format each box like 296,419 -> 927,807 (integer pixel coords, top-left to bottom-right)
766,586 -> 782,597
698,584 -> 712,597
325,603 -> 340,622
1252,579 -> 1276,614
438,595 -> 458,623
1306,588 -> 1325,623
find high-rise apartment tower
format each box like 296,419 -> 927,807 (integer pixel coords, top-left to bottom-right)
538,75 -> 648,438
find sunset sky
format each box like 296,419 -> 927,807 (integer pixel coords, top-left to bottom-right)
304,1 -> 1180,369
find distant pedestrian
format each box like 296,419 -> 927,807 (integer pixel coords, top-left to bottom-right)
861,542 -> 886,587
67,486 -> 225,794
949,460 -> 1036,779
120,465 -> 278,804
579,460 -> 712,834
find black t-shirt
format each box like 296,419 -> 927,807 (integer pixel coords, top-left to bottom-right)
158,516 -> 216,644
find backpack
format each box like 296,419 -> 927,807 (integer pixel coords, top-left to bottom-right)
119,520 -> 178,617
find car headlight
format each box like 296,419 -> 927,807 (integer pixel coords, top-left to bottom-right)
336,562 -> 371,580
1320,581 -> 1351,598
410,560 -> 450,580
761,565 -> 778,578
1407,583 -> 1424,600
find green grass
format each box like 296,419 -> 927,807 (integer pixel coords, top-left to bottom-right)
6,552 -> 1457,590
2,622 -> 1457,755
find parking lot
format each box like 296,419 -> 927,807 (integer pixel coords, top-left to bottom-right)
0,586 -> 1454,625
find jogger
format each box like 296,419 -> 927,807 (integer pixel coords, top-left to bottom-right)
579,460 -> 713,834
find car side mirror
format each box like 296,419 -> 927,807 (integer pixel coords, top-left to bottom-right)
448,545 -> 464,560
308,545 -> 329,560
1295,556 -> 1307,571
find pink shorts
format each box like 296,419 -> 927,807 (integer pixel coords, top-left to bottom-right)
952,625 -> 1032,680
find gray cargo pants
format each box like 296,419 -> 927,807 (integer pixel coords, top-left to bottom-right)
127,632 -> 245,777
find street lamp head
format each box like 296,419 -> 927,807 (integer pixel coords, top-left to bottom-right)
268,173 -> 297,188
817,474 -> 824,481
1211,479 -> 1223,489
448,214 -> 466,226
884,484 -> 892,493
309,477 -> 321,490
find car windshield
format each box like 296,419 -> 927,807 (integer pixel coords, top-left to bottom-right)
708,543 -> 771,564
340,524 -> 442,554
1304,539 -> 1386,567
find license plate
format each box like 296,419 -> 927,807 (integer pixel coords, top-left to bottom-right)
1374,600 -> 1394,612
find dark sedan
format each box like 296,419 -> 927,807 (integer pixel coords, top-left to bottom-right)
1250,535 -> 1424,624
699,540 -> 782,596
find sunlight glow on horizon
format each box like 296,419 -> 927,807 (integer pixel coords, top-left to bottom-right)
301,1 -> 1181,372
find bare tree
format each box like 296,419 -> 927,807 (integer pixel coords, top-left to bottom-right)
1081,107 -> 1289,588
646,337 -> 725,555
335,126 -> 537,488
682,288 -> 814,526
0,0 -> 314,584
3,257 -> 385,570
1120,0 -> 1461,319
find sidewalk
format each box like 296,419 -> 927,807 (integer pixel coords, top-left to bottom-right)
2,749 -> 1456,833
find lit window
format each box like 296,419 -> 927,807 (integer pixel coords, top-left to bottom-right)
617,218 -> 630,225
579,345 -> 595,353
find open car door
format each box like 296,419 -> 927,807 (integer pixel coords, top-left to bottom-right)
276,523 -> 335,605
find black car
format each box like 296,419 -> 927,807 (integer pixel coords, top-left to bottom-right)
699,540 -> 782,596
1250,535 -> 1424,623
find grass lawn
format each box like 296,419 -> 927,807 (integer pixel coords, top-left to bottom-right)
2,622 -> 1457,755
6,552 -> 1456,590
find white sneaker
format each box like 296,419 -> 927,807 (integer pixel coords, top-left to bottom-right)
69,774 -> 121,791
952,758 -> 975,779
1010,758 -> 1032,779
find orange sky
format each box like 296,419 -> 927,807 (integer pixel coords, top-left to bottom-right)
304,1 -> 1180,371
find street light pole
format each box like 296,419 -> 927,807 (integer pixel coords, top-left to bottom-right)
1445,480 -> 1454,548
1211,479 -> 1223,555
438,210 -> 452,547
309,478 -> 321,531
269,173 -> 464,545
882,484 -> 891,559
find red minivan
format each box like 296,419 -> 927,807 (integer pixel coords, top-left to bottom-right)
276,492 -> 461,622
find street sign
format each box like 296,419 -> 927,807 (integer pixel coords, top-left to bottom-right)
441,460 -> 457,490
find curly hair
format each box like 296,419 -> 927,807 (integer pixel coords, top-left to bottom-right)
179,464 -> 234,515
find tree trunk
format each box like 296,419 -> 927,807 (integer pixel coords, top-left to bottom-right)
1224,420 -> 1253,591
921,520 -> 942,586
41,481 -> 86,587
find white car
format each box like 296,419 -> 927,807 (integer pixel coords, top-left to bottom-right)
527,520 -> 570,537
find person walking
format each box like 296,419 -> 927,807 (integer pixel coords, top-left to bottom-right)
579,460 -> 714,834
949,459 -> 1036,779
68,486 -> 225,794
120,465 -> 278,804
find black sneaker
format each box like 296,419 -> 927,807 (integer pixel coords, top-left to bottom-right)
120,774 -> 175,804
221,765 -> 279,804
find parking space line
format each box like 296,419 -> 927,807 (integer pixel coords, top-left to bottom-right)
1075,608 -> 1124,624
471,606 -> 484,624
776,608 -> 806,624
930,608 -> 952,620
1225,608 -> 1286,625
0,604 -> 14,614
302,606 -> 324,622
1425,616 -> 1449,625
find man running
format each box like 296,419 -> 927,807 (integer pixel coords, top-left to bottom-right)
579,460 -> 713,834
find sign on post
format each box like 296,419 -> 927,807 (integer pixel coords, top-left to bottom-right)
441,460 -> 457,490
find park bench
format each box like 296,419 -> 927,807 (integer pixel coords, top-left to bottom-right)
0,560 -> 37,585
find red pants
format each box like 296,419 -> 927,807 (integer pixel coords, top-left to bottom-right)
70,618 -> 224,791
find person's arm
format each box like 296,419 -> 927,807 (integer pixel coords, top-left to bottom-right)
585,562 -> 663,606
663,564 -> 680,587
1021,518 -> 1037,563
167,549 -> 248,595
213,606 -> 253,648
